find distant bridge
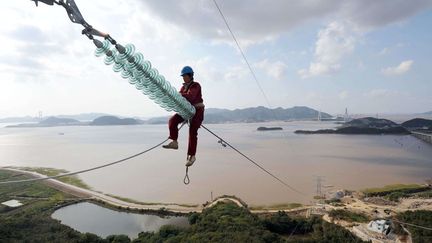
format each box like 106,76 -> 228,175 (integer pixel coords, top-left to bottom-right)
411,131 -> 432,144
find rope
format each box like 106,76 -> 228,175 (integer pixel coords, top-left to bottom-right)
0,123 -> 186,185
183,166 -> 190,185
200,124 -> 306,196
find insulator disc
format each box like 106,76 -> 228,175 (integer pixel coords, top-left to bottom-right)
95,40 -> 111,57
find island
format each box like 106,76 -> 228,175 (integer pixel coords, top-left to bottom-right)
89,116 -> 141,126
257,126 -> 283,131
401,118 -> 432,130
295,117 -> 410,135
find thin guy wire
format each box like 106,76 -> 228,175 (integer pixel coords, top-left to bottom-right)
201,124 -> 306,196
212,0 -> 272,107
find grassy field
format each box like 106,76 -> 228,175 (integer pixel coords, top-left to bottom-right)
8,166 -> 91,190
362,184 -> 429,197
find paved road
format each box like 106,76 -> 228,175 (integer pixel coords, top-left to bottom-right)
1,168 -> 201,213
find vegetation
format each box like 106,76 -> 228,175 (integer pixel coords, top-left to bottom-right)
134,203 -> 365,242
296,117 -> 411,135
415,190 -> 432,198
0,170 -> 105,242
385,191 -> 407,202
362,184 -> 429,197
328,209 -> 369,223
295,126 -> 409,135
344,117 -> 398,128
324,199 -> 345,207
396,210 -> 432,243
250,203 -> 303,211
211,194 -> 249,208
10,167 -> 91,190
1,170 -> 365,242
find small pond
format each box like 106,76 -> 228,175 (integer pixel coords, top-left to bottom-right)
51,202 -> 189,239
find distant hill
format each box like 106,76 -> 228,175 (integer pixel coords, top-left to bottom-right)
146,106 -> 331,124
7,116 -> 143,128
56,113 -> 113,121
342,117 -> 399,128
421,111 -> 432,115
0,113 -> 116,124
89,116 -> 142,126
6,116 -> 83,128
402,118 -> 432,130
296,126 -> 409,135
296,117 -> 409,135
206,106 -> 331,123
39,117 -> 80,126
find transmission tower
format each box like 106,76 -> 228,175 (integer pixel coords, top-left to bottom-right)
38,111 -> 43,121
314,175 -> 325,198
344,108 -> 349,122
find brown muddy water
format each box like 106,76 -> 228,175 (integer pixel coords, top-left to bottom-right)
1,121 -> 431,205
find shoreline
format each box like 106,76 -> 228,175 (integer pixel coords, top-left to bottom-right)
2,168 -> 432,242
0,167 -> 311,215
0,168 -> 202,214
2,167 -> 431,216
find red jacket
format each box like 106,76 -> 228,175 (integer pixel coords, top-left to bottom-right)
180,81 -> 203,106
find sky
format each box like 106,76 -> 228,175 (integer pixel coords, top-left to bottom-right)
0,0 -> 431,118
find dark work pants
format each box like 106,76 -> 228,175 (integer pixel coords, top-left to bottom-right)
168,107 -> 204,156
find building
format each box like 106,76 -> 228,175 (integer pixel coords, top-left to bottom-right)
329,190 -> 345,200
1,199 -> 23,208
367,219 -> 391,235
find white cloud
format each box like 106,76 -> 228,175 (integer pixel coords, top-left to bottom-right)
381,60 -> 414,75
298,21 -> 357,78
140,0 -> 432,46
0,0 -> 430,117
254,59 -> 287,80
0,0 -> 199,117
341,0 -> 432,30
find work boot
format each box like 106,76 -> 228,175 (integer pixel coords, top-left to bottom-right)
162,140 -> 178,150
186,155 -> 196,167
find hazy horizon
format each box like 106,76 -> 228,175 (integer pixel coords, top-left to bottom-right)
1,106 -> 431,121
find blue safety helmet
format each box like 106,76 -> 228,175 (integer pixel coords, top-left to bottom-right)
180,66 -> 194,76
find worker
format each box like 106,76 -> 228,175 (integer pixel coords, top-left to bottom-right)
162,66 -> 205,167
